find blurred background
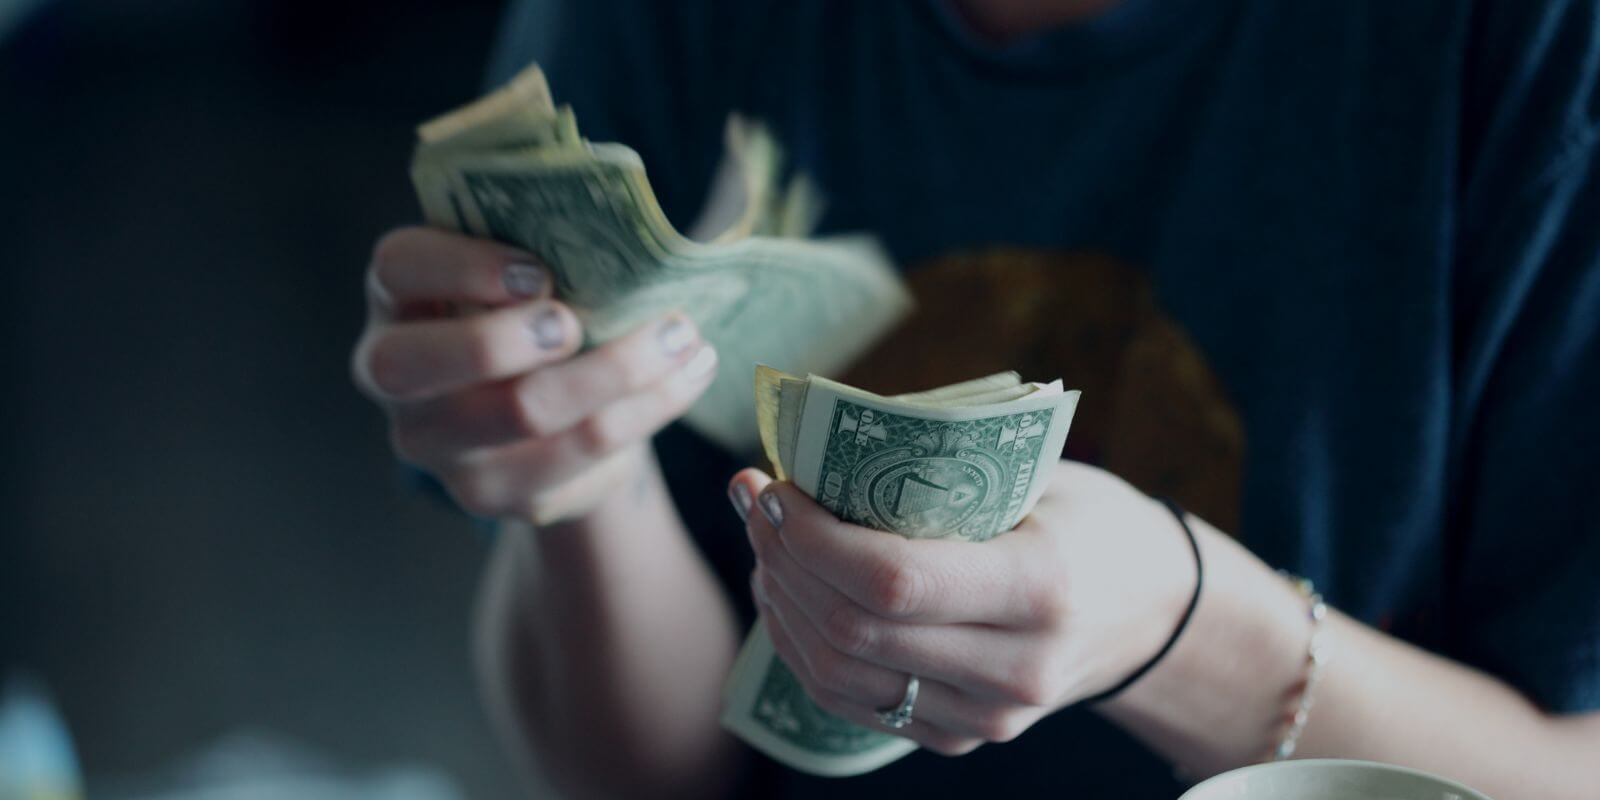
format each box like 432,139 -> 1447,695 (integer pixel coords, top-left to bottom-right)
1,0 -> 523,796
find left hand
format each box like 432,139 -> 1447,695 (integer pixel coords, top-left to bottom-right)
728,460 -> 1198,756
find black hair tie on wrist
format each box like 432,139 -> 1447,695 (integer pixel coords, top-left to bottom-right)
1081,497 -> 1204,705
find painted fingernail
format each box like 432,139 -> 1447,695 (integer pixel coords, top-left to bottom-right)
656,316 -> 696,358
530,306 -> 566,349
729,482 -> 753,522
758,490 -> 784,530
503,262 -> 547,298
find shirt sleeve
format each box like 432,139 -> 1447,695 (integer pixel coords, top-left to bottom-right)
1448,0 -> 1600,713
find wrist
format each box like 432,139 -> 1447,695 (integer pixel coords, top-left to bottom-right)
1096,521 -> 1309,775
511,444 -> 656,530
524,449 -> 689,599
1082,497 -> 1203,704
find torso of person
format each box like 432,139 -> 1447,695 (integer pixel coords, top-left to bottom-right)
491,1 -> 1600,795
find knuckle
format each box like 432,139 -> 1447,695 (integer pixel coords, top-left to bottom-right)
864,556 -> 925,620
573,412 -> 626,457
808,649 -> 854,695
554,355 -> 611,403
507,379 -> 557,439
1000,661 -> 1060,708
820,603 -> 876,658
1024,582 -> 1069,627
601,344 -> 653,394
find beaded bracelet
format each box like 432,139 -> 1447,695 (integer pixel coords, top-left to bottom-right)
1272,572 -> 1329,760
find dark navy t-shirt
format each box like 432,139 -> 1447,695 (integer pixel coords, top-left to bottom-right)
487,1 -> 1600,796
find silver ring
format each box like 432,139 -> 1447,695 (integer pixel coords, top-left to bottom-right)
874,674 -> 920,729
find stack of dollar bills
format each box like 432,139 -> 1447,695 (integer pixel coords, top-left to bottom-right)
409,64 -> 912,458
722,366 -> 1079,775
411,65 -> 1084,778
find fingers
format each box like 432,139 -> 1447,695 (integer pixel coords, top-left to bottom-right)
355,300 -> 581,401
739,481 -> 1032,701
752,480 -> 1040,626
421,346 -> 717,519
368,227 -> 548,318
357,226 -> 726,525
370,309 -> 701,440
511,314 -> 703,437
402,336 -> 716,478
753,571 -> 986,756
469,345 -> 718,484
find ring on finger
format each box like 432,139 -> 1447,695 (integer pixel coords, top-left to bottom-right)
874,673 -> 920,729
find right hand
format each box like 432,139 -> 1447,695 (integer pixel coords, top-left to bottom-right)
352,227 -> 719,524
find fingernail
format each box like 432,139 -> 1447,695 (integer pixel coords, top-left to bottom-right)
503,262 -> 547,298
657,316 -> 696,358
681,345 -> 717,381
758,490 -> 784,530
729,482 -> 753,522
530,306 -> 566,349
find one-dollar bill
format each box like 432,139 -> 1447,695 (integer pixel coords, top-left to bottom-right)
722,366 -> 1080,776
408,65 -> 911,460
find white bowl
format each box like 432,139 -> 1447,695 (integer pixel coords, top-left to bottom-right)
1178,759 -> 1493,800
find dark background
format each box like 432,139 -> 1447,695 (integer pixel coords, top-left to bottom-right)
1,0 -> 523,795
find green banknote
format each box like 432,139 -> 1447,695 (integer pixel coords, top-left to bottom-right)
410,66 -> 911,461
724,368 -> 1080,775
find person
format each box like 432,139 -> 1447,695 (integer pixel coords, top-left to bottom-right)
351,1 -> 1600,797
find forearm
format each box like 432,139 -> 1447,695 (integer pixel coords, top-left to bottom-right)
474,451 -> 744,799
1100,517 -> 1600,799
1296,612 -> 1600,799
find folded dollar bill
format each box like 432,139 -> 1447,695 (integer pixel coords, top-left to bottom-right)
723,366 -> 1080,775
410,65 -> 912,460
